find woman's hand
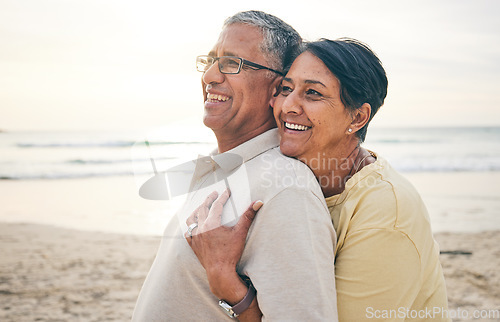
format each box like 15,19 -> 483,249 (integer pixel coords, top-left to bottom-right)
184,189 -> 263,299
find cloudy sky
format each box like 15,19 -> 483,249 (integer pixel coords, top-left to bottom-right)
1,0 -> 499,131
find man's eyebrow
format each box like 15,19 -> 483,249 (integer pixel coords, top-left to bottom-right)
207,51 -> 239,57
223,51 -> 238,57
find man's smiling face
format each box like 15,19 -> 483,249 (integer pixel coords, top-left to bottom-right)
201,23 -> 279,144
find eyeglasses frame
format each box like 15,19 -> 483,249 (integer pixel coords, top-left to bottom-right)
196,55 -> 284,76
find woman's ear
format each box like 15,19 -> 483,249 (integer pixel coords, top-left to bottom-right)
350,103 -> 371,132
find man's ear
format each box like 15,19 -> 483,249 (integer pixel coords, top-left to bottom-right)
270,76 -> 283,107
350,103 -> 371,132
270,95 -> 276,108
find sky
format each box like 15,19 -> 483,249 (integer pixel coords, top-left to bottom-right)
1,0 -> 500,131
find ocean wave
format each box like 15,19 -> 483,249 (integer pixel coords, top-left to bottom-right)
369,138 -> 439,144
394,164 -> 500,172
67,156 -> 174,165
0,172 -> 131,180
0,169 -> 151,180
16,141 -> 211,148
3,127 -> 500,180
390,157 -> 500,172
2,163 -> 500,180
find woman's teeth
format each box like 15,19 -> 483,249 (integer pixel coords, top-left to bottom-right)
285,122 -> 310,131
207,93 -> 230,102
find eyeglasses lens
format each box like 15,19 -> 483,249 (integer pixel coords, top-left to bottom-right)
196,56 -> 243,74
218,57 -> 241,74
196,56 -> 212,72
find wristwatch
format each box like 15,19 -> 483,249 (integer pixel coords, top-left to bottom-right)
218,282 -> 256,318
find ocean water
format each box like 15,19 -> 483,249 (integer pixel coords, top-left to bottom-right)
1,126 -> 500,180
1,126 -> 499,235
0,128 -> 216,180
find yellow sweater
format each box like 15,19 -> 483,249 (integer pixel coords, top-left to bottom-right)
326,154 -> 450,321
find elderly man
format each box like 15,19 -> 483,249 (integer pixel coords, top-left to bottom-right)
133,11 -> 337,321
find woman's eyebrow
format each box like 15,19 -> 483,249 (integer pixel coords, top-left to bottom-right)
304,79 -> 327,88
285,77 -> 326,88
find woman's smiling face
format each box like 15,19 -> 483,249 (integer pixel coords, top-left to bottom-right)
273,51 -> 353,163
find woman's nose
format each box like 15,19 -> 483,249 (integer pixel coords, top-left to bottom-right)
281,92 -> 303,115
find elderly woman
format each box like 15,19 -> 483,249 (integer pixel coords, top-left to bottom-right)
188,38 -> 449,321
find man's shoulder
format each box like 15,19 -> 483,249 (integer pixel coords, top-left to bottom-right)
249,146 -> 316,177
246,146 -> 323,197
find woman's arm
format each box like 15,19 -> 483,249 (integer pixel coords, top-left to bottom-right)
185,188 -> 338,320
185,190 -> 263,321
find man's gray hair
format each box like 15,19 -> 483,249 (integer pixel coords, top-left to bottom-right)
223,10 -> 302,72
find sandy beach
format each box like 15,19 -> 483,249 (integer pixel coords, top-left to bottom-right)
1,223 -> 499,321
0,223 -> 158,322
0,171 -> 499,321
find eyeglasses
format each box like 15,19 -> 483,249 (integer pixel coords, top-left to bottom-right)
196,55 -> 283,76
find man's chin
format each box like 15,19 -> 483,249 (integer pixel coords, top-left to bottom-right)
202,115 -> 225,132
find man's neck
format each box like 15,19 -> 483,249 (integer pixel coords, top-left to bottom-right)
214,121 -> 276,153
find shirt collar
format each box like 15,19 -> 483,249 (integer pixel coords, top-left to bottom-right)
140,129 -> 280,200
211,128 -> 280,170
168,127 -> 280,177
188,128 -> 280,192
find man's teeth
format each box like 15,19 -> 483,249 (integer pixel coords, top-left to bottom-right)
207,93 -> 230,102
285,122 -> 310,131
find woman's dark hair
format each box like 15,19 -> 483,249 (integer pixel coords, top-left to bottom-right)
305,38 -> 388,143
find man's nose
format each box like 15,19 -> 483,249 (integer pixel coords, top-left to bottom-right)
202,62 -> 224,85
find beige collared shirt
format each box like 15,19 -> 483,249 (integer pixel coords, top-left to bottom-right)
133,129 -> 338,321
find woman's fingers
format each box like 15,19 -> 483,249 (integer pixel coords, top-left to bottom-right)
186,212 -> 197,226
186,191 -> 260,241
252,200 -> 264,212
185,190 -> 226,238
196,191 -> 219,223
205,189 -> 231,227
184,230 -> 193,244
208,190 -> 230,217
204,190 -> 220,207
184,221 -> 199,242
185,191 -> 218,238
234,200 -> 263,234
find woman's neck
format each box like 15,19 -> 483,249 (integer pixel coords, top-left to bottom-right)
300,142 -> 373,198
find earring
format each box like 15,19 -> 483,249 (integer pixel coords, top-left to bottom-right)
348,128 -> 353,133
